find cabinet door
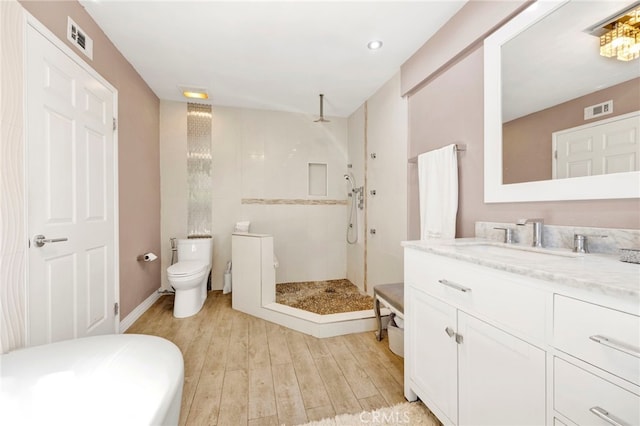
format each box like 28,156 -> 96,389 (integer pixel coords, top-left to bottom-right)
458,312 -> 546,426
409,290 -> 458,425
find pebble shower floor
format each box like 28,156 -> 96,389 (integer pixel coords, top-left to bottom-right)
275,279 -> 374,315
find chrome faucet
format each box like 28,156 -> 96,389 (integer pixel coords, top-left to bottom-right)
517,218 -> 544,248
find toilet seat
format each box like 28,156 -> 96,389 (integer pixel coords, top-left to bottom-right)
167,261 -> 208,278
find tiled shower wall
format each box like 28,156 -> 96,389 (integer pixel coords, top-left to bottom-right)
160,102 -> 349,290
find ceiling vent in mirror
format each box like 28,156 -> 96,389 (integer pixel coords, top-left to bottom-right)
67,17 -> 93,60
584,100 -> 613,120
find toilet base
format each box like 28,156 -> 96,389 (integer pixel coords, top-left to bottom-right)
173,285 -> 206,318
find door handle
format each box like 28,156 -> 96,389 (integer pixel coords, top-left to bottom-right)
33,234 -> 68,247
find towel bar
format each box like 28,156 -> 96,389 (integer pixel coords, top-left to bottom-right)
408,143 -> 466,163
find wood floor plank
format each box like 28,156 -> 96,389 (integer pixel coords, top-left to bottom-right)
344,331 -> 373,354
248,367 -> 277,420
285,329 -> 310,360
127,291 -> 406,426
178,375 -> 198,426
304,335 -> 331,358
226,313 -> 249,371
306,404 -> 336,422
356,350 -> 406,406
290,351 -> 332,409
247,415 -> 279,426
325,335 -> 379,400
358,394 -> 388,412
272,363 -> 308,425
185,370 -> 224,425
217,369 -> 249,426
266,323 -> 293,365
314,356 -> 362,415
248,316 -> 271,371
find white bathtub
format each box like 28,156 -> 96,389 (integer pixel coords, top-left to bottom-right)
1,334 -> 184,425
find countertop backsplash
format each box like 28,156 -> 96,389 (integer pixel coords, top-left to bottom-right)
475,221 -> 640,255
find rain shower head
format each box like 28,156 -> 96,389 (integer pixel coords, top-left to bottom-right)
314,94 -> 330,123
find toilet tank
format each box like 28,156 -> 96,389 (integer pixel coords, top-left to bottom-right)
177,237 -> 213,265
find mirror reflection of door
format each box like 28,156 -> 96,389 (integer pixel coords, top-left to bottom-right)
553,111 -> 640,179
500,0 -> 640,185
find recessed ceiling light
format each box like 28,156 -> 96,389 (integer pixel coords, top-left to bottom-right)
367,40 -> 383,50
180,87 -> 209,100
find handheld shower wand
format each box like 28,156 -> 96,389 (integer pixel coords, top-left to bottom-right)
344,173 -> 358,244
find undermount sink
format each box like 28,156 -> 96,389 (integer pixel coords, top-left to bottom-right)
456,243 -> 580,262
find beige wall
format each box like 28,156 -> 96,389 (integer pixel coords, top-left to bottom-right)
405,5 -> 640,240
401,0 -> 530,96
503,77 -> 640,184
19,1 -> 161,319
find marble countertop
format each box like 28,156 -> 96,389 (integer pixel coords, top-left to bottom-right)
402,238 -> 640,299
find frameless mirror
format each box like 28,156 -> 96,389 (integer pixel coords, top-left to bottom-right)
484,0 -> 640,203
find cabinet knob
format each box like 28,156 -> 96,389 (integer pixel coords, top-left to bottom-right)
445,327 -> 455,338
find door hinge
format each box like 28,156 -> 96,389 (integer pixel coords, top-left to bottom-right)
114,302 -> 119,316
554,150 -> 557,159
113,117 -> 117,131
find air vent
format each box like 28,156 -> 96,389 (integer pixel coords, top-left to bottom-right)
584,100 -> 613,120
67,17 -> 93,60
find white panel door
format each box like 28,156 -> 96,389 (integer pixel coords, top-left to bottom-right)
409,290 -> 458,425
554,111 -> 640,179
457,312 -> 546,426
26,25 -> 117,346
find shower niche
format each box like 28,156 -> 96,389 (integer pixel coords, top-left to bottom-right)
308,162 -> 327,196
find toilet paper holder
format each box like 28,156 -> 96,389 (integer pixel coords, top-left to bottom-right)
137,252 -> 158,262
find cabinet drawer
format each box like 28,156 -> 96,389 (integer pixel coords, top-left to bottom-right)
554,357 -> 640,426
405,249 -> 546,342
554,295 -> 640,385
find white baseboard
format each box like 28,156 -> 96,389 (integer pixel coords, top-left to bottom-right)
119,289 -> 162,333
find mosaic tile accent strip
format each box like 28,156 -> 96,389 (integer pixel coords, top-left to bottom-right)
241,198 -> 347,205
187,103 -> 212,237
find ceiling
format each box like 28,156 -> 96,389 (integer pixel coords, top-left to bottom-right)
502,0 -> 640,122
79,1 -> 467,118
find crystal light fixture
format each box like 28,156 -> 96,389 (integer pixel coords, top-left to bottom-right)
599,6 -> 640,62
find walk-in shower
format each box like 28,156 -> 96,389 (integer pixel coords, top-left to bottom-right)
344,173 -> 363,244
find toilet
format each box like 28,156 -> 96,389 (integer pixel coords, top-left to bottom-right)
167,237 -> 213,318
0,334 -> 184,425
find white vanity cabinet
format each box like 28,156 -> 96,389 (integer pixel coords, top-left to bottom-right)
405,249 -> 546,426
552,295 -> 640,426
404,244 -> 640,426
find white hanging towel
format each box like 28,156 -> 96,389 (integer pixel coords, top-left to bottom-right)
418,144 -> 458,240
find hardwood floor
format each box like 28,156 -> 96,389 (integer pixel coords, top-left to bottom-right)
126,291 -> 406,426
